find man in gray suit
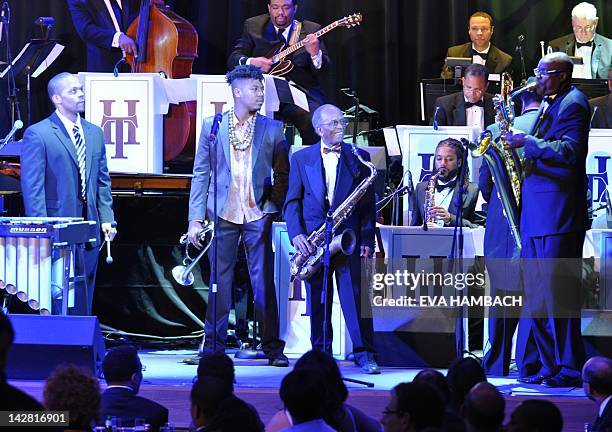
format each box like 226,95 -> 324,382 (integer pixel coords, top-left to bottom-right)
187,64 -> 290,366
548,2 -> 611,80
20,72 -> 116,316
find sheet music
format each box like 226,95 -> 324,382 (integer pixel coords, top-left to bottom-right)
33,44 -> 65,78
383,127 -> 401,157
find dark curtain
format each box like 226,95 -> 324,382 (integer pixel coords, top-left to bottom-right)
0,0 -> 610,336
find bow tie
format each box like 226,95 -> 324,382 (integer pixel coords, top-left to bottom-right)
472,50 -> 488,60
436,179 -> 456,192
576,40 -> 593,49
465,100 -> 484,108
322,144 -> 341,155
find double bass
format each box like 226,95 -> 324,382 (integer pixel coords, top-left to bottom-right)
125,1 -> 198,162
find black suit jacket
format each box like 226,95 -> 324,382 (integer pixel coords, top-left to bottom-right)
410,180 -> 481,228
432,91 -> 495,128
228,14 -> 331,104
441,43 -> 513,79
590,94 -> 612,129
68,0 -> 139,72
100,387 -> 169,431
592,398 -> 612,432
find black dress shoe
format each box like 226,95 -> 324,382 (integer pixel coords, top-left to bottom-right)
517,373 -> 554,384
358,360 -> 381,375
542,373 -> 581,388
268,354 -> 289,367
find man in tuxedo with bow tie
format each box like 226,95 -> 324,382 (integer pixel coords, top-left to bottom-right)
583,356 -> 612,432
68,0 -> 163,72
410,138 -> 480,228
20,72 -> 117,315
228,0 -> 331,145
548,2 -> 612,80
283,104 -> 379,374
440,11 -> 513,80
432,64 -> 495,131
505,52 -> 590,388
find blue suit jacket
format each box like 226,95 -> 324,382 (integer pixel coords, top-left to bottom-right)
68,0 -> 139,72
100,387 -> 168,431
188,112 -> 289,222
520,86 -> 590,237
20,112 -> 115,246
283,143 -> 376,249
548,33 -> 612,79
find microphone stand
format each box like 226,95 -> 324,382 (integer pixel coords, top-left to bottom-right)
2,3 -> 21,130
322,210 -> 333,355
449,142 -> 469,358
516,36 -> 527,86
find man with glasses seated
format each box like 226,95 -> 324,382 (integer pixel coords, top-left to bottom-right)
548,2 -> 611,80
283,104 -> 379,374
432,63 -> 495,131
440,11 -> 513,80
505,52 -> 590,388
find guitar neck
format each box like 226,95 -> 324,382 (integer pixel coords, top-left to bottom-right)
272,21 -> 339,61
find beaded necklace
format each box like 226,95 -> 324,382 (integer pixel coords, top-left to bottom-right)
228,109 -> 256,151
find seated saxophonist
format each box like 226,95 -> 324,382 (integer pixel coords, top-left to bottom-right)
479,78 -> 542,377
283,104 -> 380,374
410,138 -> 481,228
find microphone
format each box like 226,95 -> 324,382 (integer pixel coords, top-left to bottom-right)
1,119 -> 23,145
590,106 -> 598,128
113,57 -> 126,77
432,106 -> 440,130
208,113 -> 223,141
340,87 -> 357,98
34,17 -> 55,27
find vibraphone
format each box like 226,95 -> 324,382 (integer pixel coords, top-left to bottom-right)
0,217 -> 97,315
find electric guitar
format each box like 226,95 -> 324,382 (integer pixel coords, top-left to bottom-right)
268,13 -> 362,76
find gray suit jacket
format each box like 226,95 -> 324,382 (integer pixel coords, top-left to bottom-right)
20,112 -> 115,246
188,112 -> 289,222
21,113 -> 114,246
548,33 -> 612,79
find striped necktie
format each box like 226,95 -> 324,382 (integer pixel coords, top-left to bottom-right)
72,124 -> 87,200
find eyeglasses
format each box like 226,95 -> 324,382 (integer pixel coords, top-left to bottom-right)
573,24 -> 595,33
533,68 -> 564,78
321,118 -> 349,129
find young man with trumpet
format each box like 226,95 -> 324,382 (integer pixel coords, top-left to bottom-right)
187,64 -> 290,366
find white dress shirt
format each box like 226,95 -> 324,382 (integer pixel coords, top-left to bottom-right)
56,110 -> 85,150
573,40 -> 594,79
471,43 -> 491,67
320,142 -> 340,205
465,101 -> 485,131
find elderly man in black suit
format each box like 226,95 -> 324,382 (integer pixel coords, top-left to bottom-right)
505,52 -> 590,388
100,346 -> 169,431
441,11 -> 513,79
548,2 -> 612,80
583,356 -> 612,432
432,64 -> 495,131
228,0 -> 331,145
589,67 -> 612,128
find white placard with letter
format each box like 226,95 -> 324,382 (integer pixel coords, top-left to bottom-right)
79,72 -> 169,174
587,129 -> 612,221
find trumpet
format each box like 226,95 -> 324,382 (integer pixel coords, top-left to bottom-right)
172,221 -> 215,286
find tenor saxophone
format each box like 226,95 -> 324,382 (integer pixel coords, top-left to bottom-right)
289,143 -> 378,281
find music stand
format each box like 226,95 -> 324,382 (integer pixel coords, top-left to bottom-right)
445,57 -> 472,80
0,39 -> 64,127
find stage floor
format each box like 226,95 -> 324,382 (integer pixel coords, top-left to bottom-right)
10,350 -> 598,431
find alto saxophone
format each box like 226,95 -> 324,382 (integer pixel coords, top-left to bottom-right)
422,168 -> 445,229
289,143 -> 378,281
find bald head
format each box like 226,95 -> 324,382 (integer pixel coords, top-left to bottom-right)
583,356 -> 612,398
463,382 -> 505,432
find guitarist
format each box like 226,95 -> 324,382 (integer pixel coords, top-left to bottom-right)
228,0 -> 331,145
